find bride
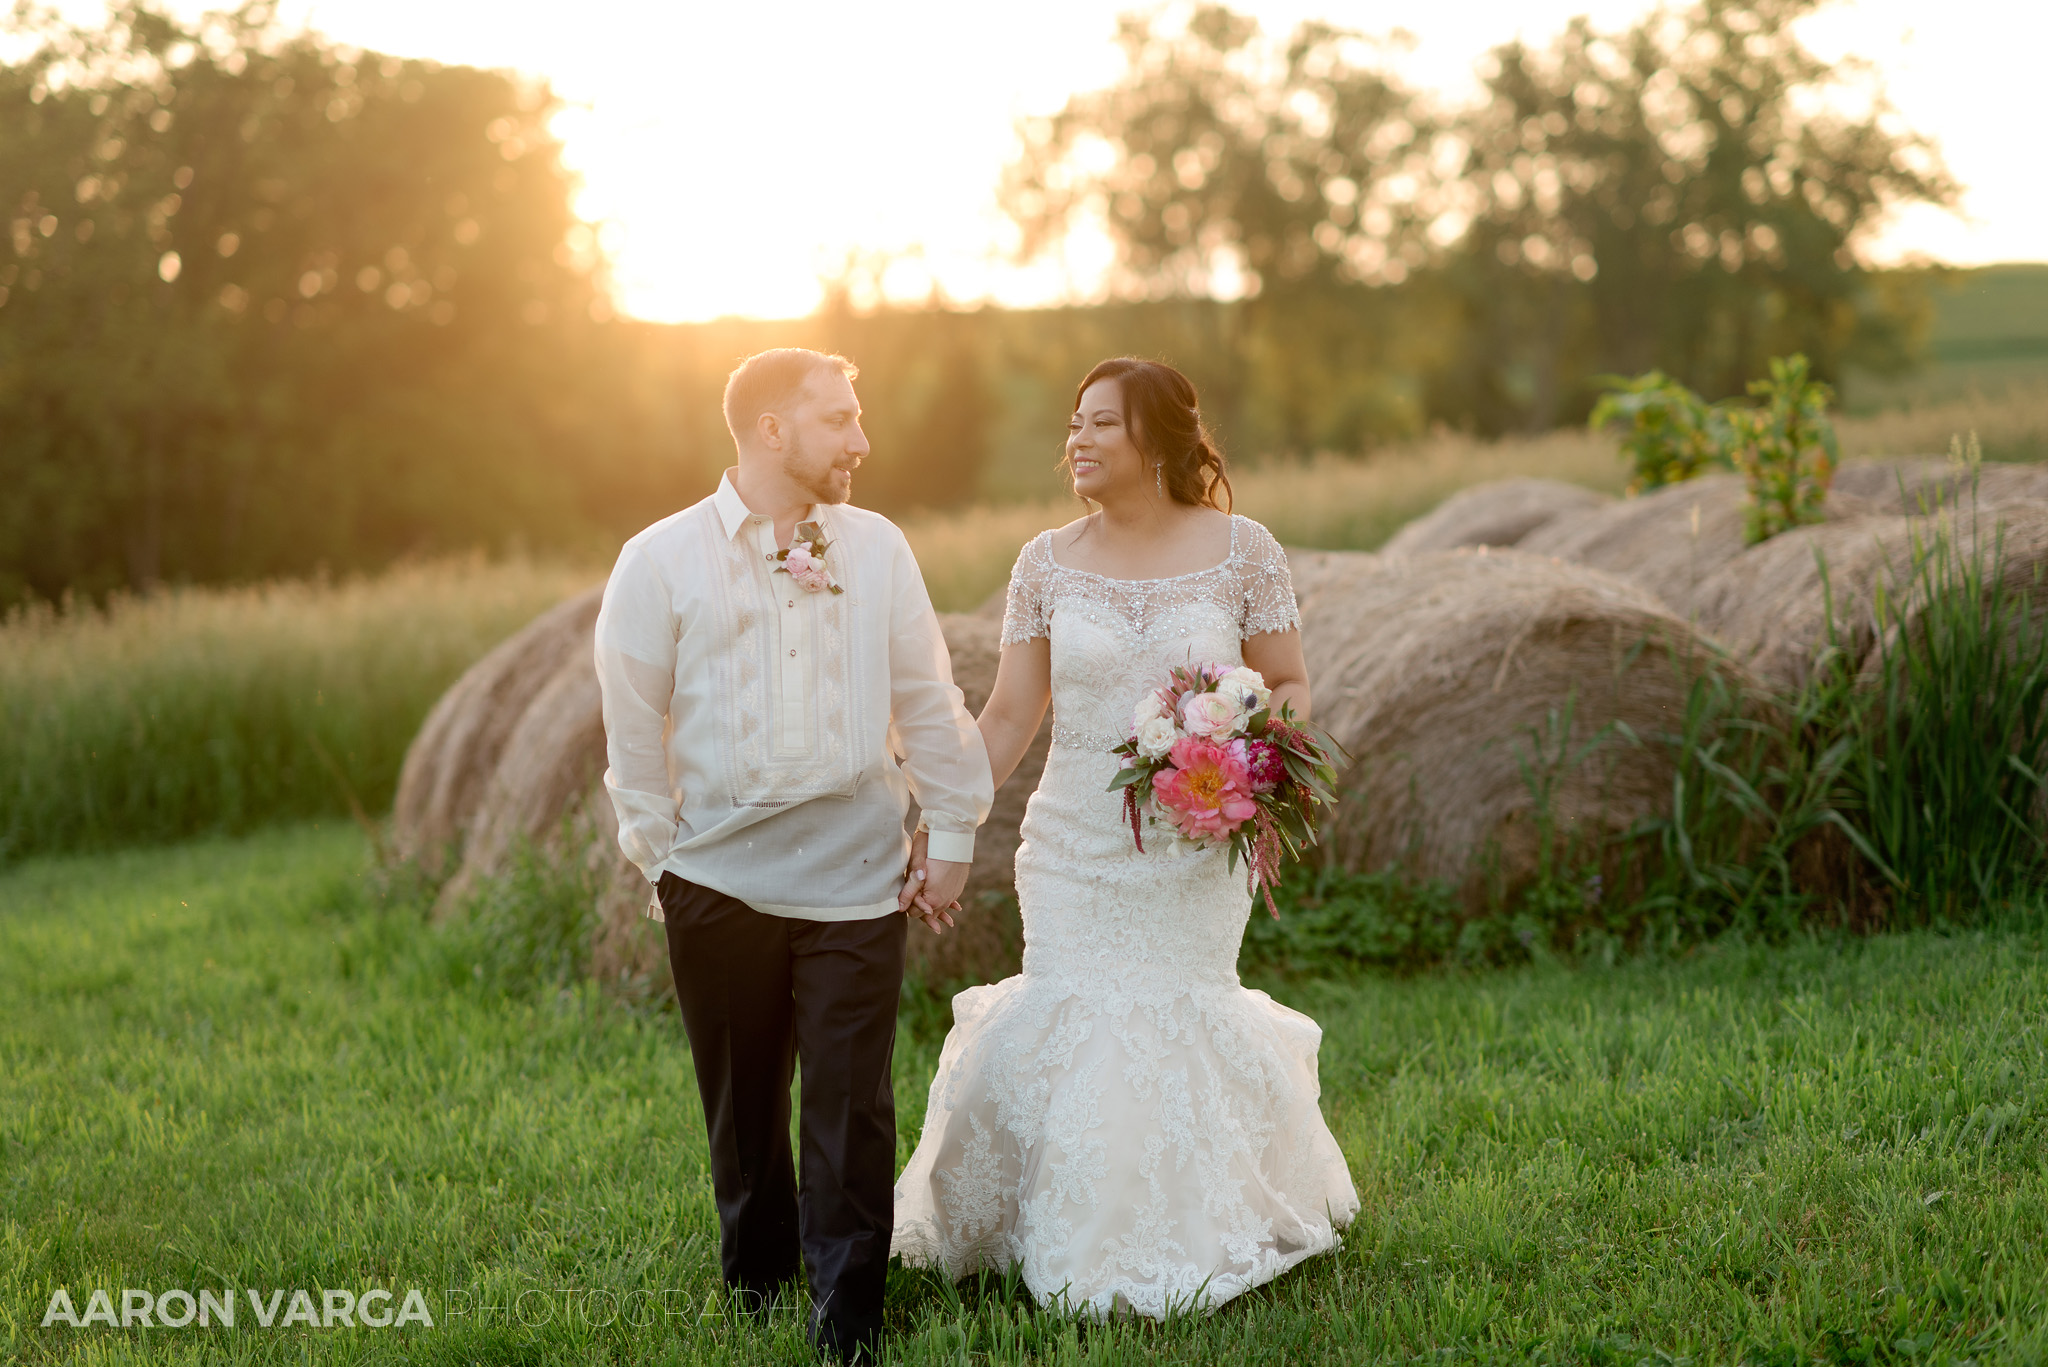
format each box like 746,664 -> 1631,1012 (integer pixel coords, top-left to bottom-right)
892,357 -> 1360,1317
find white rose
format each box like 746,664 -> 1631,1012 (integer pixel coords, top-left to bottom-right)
1135,715 -> 1179,759
1181,689 -> 1247,739
1131,691 -> 1169,729
1216,666 -> 1271,716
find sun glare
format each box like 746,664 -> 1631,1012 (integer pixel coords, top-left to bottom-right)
45,0 -> 2048,322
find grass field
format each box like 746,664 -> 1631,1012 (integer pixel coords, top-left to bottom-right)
5,825 -> 2046,1364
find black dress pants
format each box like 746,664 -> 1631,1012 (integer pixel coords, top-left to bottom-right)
658,873 -> 905,1360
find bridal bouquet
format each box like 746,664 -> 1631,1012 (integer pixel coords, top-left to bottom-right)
1107,663 -> 1343,915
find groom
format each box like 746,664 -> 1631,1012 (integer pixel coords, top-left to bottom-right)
593,348 -> 992,1361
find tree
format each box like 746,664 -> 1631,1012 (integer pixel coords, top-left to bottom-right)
0,2 -> 609,602
1438,0 -> 1956,430
998,5 -> 1446,454
999,1 -> 1957,440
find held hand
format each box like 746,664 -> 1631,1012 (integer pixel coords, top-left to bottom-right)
898,830 -> 956,934
916,858 -> 970,920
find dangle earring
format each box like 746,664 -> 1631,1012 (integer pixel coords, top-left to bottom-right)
1154,463 -> 1164,497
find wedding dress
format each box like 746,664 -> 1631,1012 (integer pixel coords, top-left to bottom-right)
892,515 -> 1360,1318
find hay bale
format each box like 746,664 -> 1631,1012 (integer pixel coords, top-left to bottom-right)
902,613 -> 1049,984
1518,474 -> 1880,618
1285,547 -> 1357,603
1690,499 -> 2048,694
1861,500 -> 2048,682
434,646 -> 609,914
1294,548 -> 1750,904
1829,457 -> 1955,509
390,585 -> 602,872
1381,478 -> 1611,557
1831,457 -> 2048,515
1688,516 -> 1917,694
399,595 -> 1042,986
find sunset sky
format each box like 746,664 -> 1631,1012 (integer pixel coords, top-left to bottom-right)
53,0 -> 2048,322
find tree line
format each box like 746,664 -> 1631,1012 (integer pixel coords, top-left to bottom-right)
0,0 -> 1953,604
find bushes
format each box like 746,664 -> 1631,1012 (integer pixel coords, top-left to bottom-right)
1592,354 -> 1840,545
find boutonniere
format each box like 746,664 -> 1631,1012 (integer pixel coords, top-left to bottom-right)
771,519 -> 844,595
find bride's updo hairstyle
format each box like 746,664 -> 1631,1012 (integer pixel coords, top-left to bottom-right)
1073,357 -> 1234,513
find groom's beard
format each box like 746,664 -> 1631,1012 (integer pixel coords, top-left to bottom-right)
785,432 -> 855,506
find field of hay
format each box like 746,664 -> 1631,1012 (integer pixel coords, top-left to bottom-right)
0,557 -> 589,860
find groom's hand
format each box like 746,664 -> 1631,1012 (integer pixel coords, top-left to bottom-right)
898,830 -> 957,933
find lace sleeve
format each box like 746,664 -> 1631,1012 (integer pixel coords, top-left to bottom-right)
1000,532 -> 1055,645
1236,518 -> 1300,637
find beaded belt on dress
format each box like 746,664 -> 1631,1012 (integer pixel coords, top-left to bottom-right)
1051,720 -> 1128,752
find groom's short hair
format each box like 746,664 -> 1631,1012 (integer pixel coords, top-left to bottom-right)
723,349 -> 859,448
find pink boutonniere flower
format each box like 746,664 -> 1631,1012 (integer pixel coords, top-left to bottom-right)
773,520 -> 844,595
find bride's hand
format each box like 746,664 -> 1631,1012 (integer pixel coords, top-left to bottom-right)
898,829 -> 957,934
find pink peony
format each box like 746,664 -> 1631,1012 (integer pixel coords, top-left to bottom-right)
1152,736 -> 1258,842
1245,738 -> 1286,794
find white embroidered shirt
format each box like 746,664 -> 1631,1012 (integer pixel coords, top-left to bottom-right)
595,471 -> 993,922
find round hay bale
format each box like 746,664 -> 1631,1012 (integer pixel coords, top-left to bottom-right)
400,596 -> 1041,986
433,645 -> 609,914
1829,457 -> 1955,509
1294,547 -> 1753,905
391,584 -> 602,872
888,613 -> 1049,983
1284,547 -> 1357,604
1381,478 -> 1612,557
1515,475 -> 1751,616
1688,516 -> 1917,694
1832,457 -> 2048,516
1517,474 -> 1879,618
1860,499 -> 2048,683
1690,499 -> 2048,695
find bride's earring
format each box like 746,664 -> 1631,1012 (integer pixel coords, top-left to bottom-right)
1155,463 -> 1164,497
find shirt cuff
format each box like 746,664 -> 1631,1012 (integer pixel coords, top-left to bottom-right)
924,828 -> 976,864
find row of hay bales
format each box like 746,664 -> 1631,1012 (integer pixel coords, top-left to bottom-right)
391,456 -> 2048,993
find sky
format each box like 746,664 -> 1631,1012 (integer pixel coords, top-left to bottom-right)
51,0 -> 2048,322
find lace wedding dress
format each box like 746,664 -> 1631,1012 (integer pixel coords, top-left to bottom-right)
892,515 -> 1360,1318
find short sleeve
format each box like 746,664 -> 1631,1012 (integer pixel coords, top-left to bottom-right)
1236,518 -> 1300,637
1000,532 -> 1055,645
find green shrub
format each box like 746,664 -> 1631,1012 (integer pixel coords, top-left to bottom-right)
1590,369 -> 1736,494
1731,354 -> 1841,544
1592,354 -> 1843,545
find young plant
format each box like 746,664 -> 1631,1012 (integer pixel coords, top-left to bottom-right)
1729,353 -> 1840,545
1589,370 -> 1737,494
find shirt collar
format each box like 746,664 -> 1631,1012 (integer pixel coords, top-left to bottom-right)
712,468 -> 824,544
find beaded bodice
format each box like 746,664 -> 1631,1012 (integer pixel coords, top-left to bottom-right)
1000,514 -> 1300,753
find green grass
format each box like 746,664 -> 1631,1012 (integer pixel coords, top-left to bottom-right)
5,825 -> 2047,1363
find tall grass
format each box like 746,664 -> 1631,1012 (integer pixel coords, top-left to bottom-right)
1830,492 -> 2048,919
0,557 -> 590,861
